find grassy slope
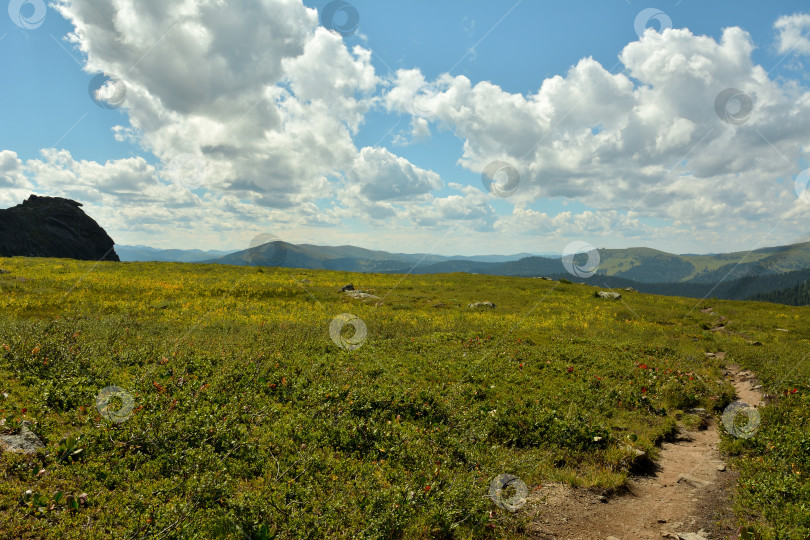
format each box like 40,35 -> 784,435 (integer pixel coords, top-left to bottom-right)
0,257 -> 807,539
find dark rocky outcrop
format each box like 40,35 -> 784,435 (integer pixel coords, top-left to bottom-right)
0,195 -> 118,261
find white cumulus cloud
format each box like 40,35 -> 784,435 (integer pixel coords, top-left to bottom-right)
383,26 -> 810,249
774,13 -> 810,56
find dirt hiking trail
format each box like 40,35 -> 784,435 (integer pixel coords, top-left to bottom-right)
525,359 -> 764,540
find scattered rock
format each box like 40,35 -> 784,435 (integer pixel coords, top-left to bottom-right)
597,495 -> 608,503
467,301 -> 496,309
676,474 -> 710,488
677,533 -> 709,540
700,307 -> 714,314
540,277 -> 553,280
340,284 -> 354,292
662,532 -> 709,540
0,269 -> 9,274
0,421 -> 44,454
775,328 -> 788,332
624,445 -> 646,459
607,536 -> 622,540
747,340 -> 763,346
704,352 -> 716,358
716,464 -> 726,472
623,287 -> 637,292
622,444 -> 649,472
596,291 -> 621,300
344,290 -> 381,302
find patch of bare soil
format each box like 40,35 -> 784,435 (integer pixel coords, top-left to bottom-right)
525,362 -> 764,540
724,365 -> 764,408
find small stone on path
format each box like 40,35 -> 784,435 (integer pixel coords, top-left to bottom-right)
677,474 -> 710,488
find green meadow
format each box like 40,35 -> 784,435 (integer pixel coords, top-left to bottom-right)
0,257 -> 807,538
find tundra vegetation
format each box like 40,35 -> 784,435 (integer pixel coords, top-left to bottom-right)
0,257 -> 807,538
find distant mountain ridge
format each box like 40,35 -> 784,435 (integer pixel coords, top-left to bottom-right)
201,239 -> 810,305
198,239 -> 810,279
202,242 -> 540,271
112,239 -> 810,305
116,245 -> 235,263
117,243 -> 540,265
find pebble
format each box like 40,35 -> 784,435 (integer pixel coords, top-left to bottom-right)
716,464 -> 726,471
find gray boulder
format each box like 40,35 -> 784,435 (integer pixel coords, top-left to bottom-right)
0,421 -> 44,455
344,290 -> 381,302
468,301 -> 496,309
596,291 -> 621,300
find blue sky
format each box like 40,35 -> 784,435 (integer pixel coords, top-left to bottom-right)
2,1 -> 810,256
